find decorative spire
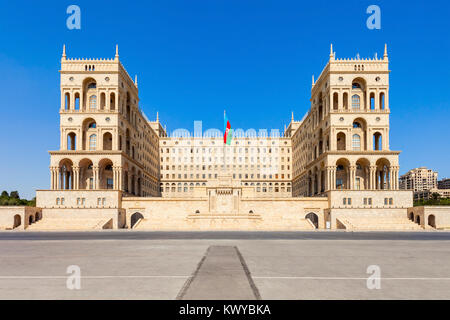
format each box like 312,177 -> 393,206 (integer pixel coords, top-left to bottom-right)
115,44 -> 119,60
134,75 -> 138,87
312,75 -> 315,86
383,43 -> 388,59
156,111 -> 159,122
291,111 -> 294,122
329,43 -> 334,60
62,44 -> 66,59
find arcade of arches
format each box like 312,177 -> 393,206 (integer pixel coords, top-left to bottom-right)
50,158 -> 148,196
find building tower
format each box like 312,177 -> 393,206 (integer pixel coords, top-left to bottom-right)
49,45 -> 161,197
291,44 -> 400,196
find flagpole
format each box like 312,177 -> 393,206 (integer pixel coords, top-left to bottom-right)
223,110 -> 226,175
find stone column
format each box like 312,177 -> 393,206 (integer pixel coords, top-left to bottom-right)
349,165 -> 356,190
317,170 -> 322,194
56,167 -> 61,190
369,166 -> 376,189
50,167 -> 55,190
395,166 -> 400,190
329,166 -> 336,191
73,166 -> 80,190
326,166 -> 332,191
93,166 -> 99,190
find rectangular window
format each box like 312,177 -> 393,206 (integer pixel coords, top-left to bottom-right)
389,198 -> 393,205
61,198 -> 65,205
363,198 -> 367,205
107,178 -> 114,189
56,198 -> 60,205
343,198 -> 347,205
368,198 -> 372,205
348,198 -> 352,205
77,198 -> 81,205
97,198 -> 101,206
384,198 -> 388,205
102,198 -> 106,206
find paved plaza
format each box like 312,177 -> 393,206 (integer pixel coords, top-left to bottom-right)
0,231 -> 449,299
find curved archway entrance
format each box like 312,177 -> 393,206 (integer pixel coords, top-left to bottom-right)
130,212 -> 144,228
13,215 -> 21,228
305,212 -> 319,229
428,215 -> 436,228
415,216 -> 421,225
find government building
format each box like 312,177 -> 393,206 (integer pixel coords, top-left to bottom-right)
2,44 -> 449,231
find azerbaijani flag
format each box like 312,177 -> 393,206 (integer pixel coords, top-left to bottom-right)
224,112 -> 233,145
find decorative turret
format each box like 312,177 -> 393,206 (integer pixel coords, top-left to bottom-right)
115,44 -> 119,60
329,43 -> 334,61
62,44 -> 66,61
383,43 -> 388,60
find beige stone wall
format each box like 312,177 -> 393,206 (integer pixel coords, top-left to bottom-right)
122,197 -> 209,229
328,190 -> 413,209
240,197 -> 328,229
36,190 -> 122,209
40,208 -> 126,229
407,206 -> 450,229
0,207 -> 42,230
121,196 -> 328,230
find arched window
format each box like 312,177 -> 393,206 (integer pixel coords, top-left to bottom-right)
88,122 -> 96,129
89,95 -> 97,110
380,92 -> 385,110
352,134 -> 361,151
89,134 -> 97,151
74,93 -> 80,110
88,83 -> 96,89
336,132 -> 346,151
103,132 -> 112,150
67,132 -> 76,150
333,93 -> 338,110
373,133 -> 382,150
370,92 -> 375,110
352,82 -> 361,89
65,93 -> 71,110
352,95 -> 360,109
353,121 -> 362,128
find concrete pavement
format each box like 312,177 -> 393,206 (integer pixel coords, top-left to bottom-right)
0,231 -> 449,299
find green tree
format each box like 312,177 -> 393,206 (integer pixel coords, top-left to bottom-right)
1,191 -> 8,197
9,191 -> 19,199
431,192 -> 441,201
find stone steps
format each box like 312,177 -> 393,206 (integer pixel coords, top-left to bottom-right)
340,216 -> 423,231
27,218 -> 109,231
133,217 -> 314,231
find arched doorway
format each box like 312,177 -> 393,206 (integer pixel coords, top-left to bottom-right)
409,212 -> 414,221
415,216 -> 421,225
28,215 -> 34,225
428,215 -> 436,228
13,215 -> 21,228
305,212 -> 319,229
130,212 -> 144,228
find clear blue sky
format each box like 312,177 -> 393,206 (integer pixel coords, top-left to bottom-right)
0,0 -> 449,199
